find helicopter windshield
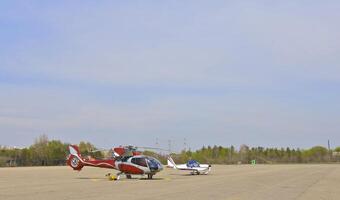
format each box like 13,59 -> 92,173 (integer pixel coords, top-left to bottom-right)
147,157 -> 163,172
131,157 -> 148,167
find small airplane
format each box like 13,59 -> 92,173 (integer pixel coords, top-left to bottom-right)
167,156 -> 211,175
66,145 -> 163,180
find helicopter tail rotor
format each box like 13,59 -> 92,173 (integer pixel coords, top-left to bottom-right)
67,145 -> 84,171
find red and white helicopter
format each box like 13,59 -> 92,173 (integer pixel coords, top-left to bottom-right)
66,145 -> 163,180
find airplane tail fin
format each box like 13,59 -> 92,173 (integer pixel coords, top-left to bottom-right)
167,158 -> 174,168
67,145 -> 84,171
167,156 -> 178,169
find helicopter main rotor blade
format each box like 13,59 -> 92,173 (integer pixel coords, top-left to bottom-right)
137,146 -> 170,152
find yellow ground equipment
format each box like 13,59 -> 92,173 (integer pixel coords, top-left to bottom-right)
105,173 -> 117,181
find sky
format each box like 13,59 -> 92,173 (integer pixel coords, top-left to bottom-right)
1,1 -> 340,150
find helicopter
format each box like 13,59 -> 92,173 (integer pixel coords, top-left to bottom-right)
66,145 -> 163,180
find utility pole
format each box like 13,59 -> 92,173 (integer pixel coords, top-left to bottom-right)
155,137 -> 159,154
328,139 -> 332,162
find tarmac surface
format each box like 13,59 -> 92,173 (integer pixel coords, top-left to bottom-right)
1,164 -> 340,200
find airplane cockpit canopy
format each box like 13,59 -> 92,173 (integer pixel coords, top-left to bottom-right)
186,160 -> 200,168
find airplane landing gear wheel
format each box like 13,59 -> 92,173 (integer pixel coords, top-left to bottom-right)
126,174 -> 132,179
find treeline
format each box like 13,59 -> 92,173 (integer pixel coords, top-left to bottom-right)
171,145 -> 340,164
1,136 -> 340,167
0,135 -> 103,167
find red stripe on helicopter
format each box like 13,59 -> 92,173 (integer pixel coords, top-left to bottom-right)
82,160 -> 116,169
118,164 -> 144,174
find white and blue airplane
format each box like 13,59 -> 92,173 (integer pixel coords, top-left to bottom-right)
167,156 -> 211,175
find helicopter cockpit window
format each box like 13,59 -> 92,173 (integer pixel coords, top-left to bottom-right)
121,156 -> 131,162
131,157 -> 147,167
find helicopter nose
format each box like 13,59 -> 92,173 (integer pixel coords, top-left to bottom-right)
151,163 -> 163,172
147,158 -> 163,172
150,164 -> 163,172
